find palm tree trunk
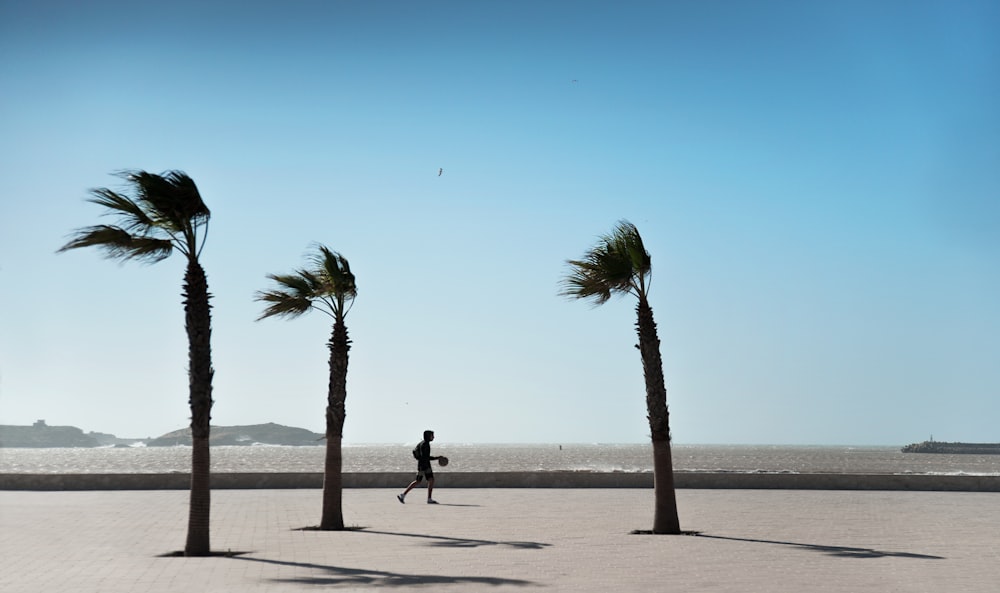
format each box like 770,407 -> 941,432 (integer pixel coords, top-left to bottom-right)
184,260 -> 214,555
635,297 -> 681,534
320,436 -> 344,530
186,435 -> 211,555
320,317 -> 350,530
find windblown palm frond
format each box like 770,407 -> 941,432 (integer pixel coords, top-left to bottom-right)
129,170 -> 210,228
312,245 -> 357,299
256,273 -> 319,319
560,220 -> 651,305
58,170 -> 210,262
256,245 -> 356,322
87,188 -> 157,233
58,224 -> 175,263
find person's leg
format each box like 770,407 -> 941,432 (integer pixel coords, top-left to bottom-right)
399,474 -> 423,502
426,477 -> 435,501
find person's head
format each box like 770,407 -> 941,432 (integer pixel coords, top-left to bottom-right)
423,430 -> 435,441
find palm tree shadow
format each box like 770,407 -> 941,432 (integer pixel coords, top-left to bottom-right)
360,529 -> 551,550
232,555 -> 537,587
695,534 -> 944,559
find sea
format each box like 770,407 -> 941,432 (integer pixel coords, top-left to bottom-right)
2,443 -> 999,476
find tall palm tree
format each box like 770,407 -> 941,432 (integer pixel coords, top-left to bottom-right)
560,220 -> 681,534
255,244 -> 357,530
58,170 -> 215,555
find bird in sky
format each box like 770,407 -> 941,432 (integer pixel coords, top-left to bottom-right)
438,168 -> 443,176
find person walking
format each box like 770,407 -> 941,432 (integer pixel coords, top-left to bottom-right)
398,430 -> 443,504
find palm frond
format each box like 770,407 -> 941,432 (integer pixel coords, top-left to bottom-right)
255,271 -> 320,319
57,225 -> 174,263
255,289 -> 314,320
276,272 -> 319,297
61,170 -> 211,265
87,188 -> 157,234
560,258 -> 613,304
309,244 -> 357,301
257,245 -> 357,322
126,170 -> 210,224
611,220 -> 651,277
560,219 -> 652,305
255,271 -> 326,320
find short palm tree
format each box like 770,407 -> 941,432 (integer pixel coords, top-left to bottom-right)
560,220 -> 681,534
255,244 -> 357,530
58,170 -> 215,555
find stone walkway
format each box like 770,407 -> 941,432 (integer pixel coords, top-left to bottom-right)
2,488 -> 997,592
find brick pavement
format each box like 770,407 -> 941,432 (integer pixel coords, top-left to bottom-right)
1,488 -> 997,592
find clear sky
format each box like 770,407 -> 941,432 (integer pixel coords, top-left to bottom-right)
1,1 -> 997,445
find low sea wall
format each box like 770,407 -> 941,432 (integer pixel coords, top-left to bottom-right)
2,472 -> 999,492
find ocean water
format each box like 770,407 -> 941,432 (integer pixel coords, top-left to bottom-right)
2,443 -> 999,475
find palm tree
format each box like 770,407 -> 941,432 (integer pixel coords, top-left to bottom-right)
255,244 -> 357,530
560,220 -> 681,534
58,170 -> 215,555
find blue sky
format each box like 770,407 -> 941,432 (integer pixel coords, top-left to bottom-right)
1,1 -> 997,445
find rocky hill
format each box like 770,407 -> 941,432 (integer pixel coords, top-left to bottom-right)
0,420 -> 100,448
0,421 -> 324,447
146,423 -> 325,446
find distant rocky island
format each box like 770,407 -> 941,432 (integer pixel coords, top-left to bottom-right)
0,420 -> 324,448
146,423 -> 324,447
0,420 -> 109,448
901,440 -> 1000,455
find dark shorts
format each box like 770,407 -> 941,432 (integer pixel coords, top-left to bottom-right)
414,463 -> 434,482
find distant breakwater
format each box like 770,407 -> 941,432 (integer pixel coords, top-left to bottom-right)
3,471 -> 999,492
901,441 -> 1000,455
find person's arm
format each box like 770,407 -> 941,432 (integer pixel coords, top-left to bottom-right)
420,442 -> 436,462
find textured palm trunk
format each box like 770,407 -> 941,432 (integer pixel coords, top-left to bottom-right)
183,260 -> 214,556
636,297 -> 681,534
320,316 -> 350,530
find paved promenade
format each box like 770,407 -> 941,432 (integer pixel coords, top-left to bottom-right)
2,488 -> 997,592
